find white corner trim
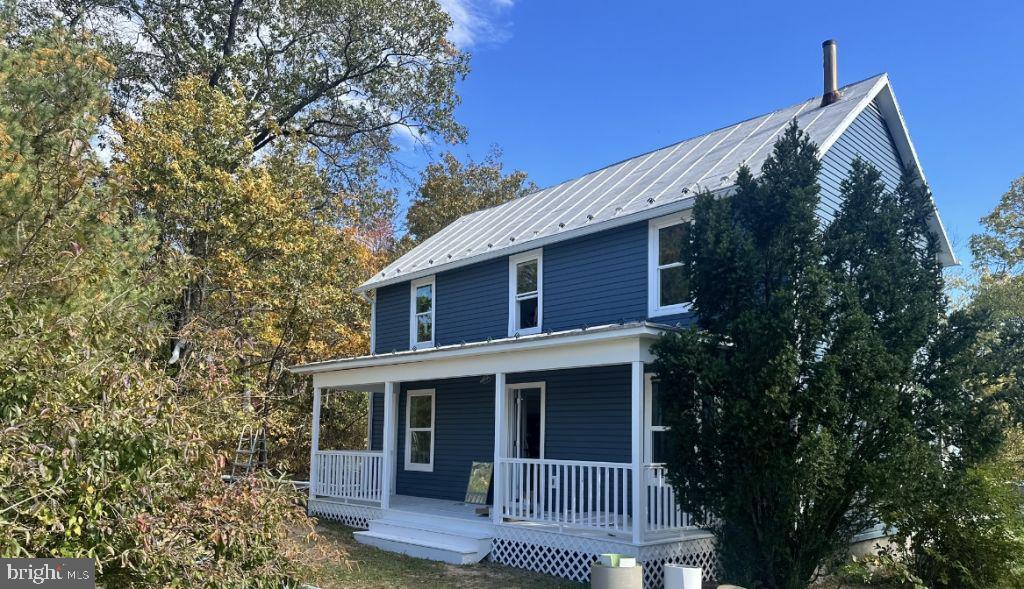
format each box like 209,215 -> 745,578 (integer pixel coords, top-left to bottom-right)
368,289 -> 377,354
404,388 -> 435,472
409,275 -> 436,350
647,214 -> 693,318
508,248 -> 543,337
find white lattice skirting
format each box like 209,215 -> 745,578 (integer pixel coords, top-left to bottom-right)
637,535 -> 720,588
490,526 -> 719,588
307,498 -> 719,588
308,498 -> 382,529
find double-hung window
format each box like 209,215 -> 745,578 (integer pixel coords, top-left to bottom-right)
648,215 -> 691,316
409,276 -> 435,348
405,389 -> 435,472
508,249 -> 542,336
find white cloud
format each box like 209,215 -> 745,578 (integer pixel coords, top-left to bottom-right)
437,0 -> 516,49
391,123 -> 426,149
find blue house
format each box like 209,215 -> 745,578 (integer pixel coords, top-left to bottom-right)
291,48 -> 956,587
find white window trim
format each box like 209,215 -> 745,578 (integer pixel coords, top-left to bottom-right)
404,389 -> 435,472
508,248 -> 543,336
506,381 -> 546,459
409,275 -> 435,349
644,374 -> 670,465
647,214 -> 692,317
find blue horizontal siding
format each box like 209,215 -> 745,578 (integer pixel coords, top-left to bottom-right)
390,367 -> 634,503
545,223 -> 650,330
819,99 -> 905,221
436,257 -> 507,345
509,365 -> 632,463
371,219 -> 698,346
374,283 -> 409,354
396,377 -> 495,501
369,101 -> 901,344
369,392 -> 384,451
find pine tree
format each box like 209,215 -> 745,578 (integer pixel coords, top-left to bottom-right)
652,122 -> 1018,588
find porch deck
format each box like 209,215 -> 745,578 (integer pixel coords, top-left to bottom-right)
311,492 -> 707,544
390,494 -> 489,521
309,491 -> 719,587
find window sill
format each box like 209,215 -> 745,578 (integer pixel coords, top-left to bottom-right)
404,463 -> 433,473
510,326 -> 542,337
649,303 -> 692,318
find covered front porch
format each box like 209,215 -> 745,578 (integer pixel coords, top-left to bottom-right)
296,322 -> 702,545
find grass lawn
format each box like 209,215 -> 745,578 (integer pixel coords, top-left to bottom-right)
298,521 -> 581,589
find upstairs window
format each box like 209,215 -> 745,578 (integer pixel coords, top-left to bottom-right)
509,249 -> 542,336
648,215 -> 691,316
409,276 -> 435,348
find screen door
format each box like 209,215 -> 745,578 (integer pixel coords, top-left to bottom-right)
508,384 -> 544,459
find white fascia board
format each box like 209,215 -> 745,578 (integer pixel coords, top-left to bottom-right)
816,74 -> 890,157
816,74 -> 957,267
305,328 -> 664,389
293,323 -> 667,374
870,82 -> 958,267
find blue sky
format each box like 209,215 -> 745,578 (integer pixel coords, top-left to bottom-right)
399,0 -> 1024,266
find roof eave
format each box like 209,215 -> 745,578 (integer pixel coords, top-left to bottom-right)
288,321 -> 679,375
354,194 -> 710,294
358,74 -> 956,295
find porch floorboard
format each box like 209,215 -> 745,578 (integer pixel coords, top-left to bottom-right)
389,494 -> 490,521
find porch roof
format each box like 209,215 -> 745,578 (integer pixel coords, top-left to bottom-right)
289,321 -> 677,388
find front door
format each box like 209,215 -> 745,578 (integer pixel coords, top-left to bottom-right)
508,383 -> 544,459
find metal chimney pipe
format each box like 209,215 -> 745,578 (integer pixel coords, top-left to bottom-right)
821,39 -> 841,106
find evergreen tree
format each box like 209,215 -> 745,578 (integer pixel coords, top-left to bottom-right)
652,122 -> 1019,588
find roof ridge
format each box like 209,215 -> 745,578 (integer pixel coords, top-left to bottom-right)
364,73 -> 889,291
447,74 -> 888,223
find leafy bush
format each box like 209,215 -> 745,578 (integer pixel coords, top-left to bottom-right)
0,25 -> 312,586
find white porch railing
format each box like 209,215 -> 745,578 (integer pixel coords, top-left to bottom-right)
497,458 -> 633,533
644,464 -> 696,532
313,450 -> 384,504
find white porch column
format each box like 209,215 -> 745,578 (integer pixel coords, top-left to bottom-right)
491,372 -> 507,525
309,386 -> 322,501
630,361 -> 644,544
380,381 -> 398,509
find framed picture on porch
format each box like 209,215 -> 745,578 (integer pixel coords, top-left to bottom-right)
465,461 -> 492,504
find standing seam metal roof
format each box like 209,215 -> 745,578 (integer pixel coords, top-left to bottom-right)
360,74 -> 950,292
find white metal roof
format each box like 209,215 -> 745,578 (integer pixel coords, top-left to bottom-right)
362,74 -> 954,292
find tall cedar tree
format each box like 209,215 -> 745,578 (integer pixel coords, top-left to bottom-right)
652,122 -> 1013,588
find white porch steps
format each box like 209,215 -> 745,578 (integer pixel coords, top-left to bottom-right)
353,509 -> 494,565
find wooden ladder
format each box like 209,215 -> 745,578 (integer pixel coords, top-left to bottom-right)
230,425 -> 267,480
